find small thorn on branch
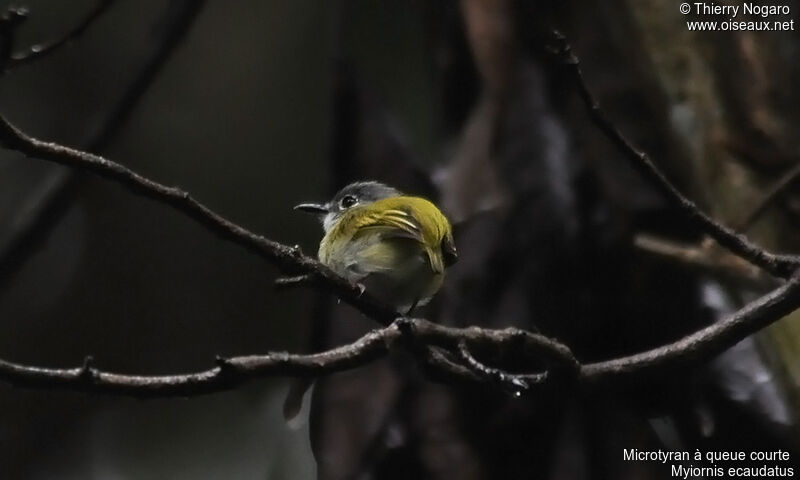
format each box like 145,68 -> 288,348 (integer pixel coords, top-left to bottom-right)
79,355 -> 98,382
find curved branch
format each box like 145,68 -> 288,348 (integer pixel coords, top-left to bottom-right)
395,318 -> 579,371
580,272 -> 800,384
0,113 -> 400,326
0,318 -> 574,397
457,341 -> 543,393
551,32 -> 800,279
0,275 -> 796,398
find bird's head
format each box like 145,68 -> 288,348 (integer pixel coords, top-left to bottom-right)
294,181 -> 401,233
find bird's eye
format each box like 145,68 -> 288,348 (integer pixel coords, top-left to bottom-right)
340,195 -> 357,209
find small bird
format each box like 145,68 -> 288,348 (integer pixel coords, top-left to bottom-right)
295,181 -> 457,313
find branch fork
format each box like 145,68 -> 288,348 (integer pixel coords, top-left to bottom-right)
0,23 -> 795,398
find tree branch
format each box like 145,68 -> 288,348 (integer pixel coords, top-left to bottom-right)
0,113 -> 400,326
0,273 -> 796,398
0,323 -> 397,398
457,341 -> 542,394
0,32 -> 795,399
0,318 -> 574,397
580,271 -> 800,384
551,32 -> 800,279
633,233 -> 766,285
274,274 -> 314,291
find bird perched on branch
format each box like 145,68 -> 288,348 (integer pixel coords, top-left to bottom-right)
295,181 -> 457,313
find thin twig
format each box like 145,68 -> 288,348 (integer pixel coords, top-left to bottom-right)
550,31 -> 800,279
457,341 -> 538,394
5,0 -> 116,71
634,233 -> 766,285
735,161 -> 800,231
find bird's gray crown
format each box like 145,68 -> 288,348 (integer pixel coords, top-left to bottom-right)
329,181 -> 401,211
321,181 -> 401,233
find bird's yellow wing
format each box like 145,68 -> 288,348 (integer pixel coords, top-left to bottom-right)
349,197 -> 453,274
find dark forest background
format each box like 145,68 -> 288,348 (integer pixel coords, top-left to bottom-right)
0,0 -> 799,478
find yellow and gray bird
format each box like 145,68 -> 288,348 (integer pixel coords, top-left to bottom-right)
295,181 -> 457,313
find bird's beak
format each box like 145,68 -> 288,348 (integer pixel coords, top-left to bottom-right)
294,203 -> 328,214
